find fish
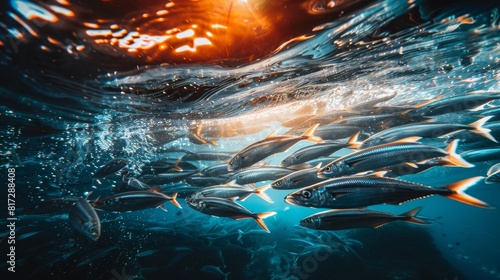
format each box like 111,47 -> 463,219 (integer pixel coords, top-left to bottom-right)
200,265 -> 231,280
299,207 -> 429,230
280,133 -> 359,167
408,91 -> 500,117
188,125 -> 217,146
318,138 -> 473,178
92,189 -> 181,212
68,198 -> 101,241
93,158 -> 128,178
486,163 -> 500,184
186,175 -> 229,187
270,163 -> 324,190
228,124 -> 323,171
359,116 -> 496,148
286,124 -> 361,141
185,197 -> 276,232
285,175 -> 491,209
140,170 -> 198,185
460,148 -> 500,162
187,182 -> 273,203
199,163 -> 234,177
226,166 -> 295,185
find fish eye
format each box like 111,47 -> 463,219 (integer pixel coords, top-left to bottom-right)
324,166 -> 332,173
302,190 -> 312,199
90,226 -> 96,233
276,180 -> 283,186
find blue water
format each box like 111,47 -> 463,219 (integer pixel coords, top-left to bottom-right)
1,0 -> 500,279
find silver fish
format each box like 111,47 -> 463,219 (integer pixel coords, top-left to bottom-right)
299,207 -> 429,230
93,158 -> 128,178
226,166 -> 295,185
69,198 -> 101,241
228,124 -> 323,171
409,92 -> 500,117
359,116 -> 496,148
93,189 -> 181,212
285,175 -> 490,209
270,163 -> 324,190
318,138 -> 472,178
186,197 -> 276,232
187,183 -> 273,203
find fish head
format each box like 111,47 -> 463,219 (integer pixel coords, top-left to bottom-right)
271,177 -> 290,189
83,219 -> 101,241
227,154 -> 242,171
284,188 -> 321,207
185,197 -> 205,211
317,163 -> 338,178
280,156 -> 296,167
299,216 -> 321,229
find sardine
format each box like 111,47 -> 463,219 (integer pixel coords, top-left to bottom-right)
285,175 -> 490,209
280,134 -> 358,167
270,163 -> 324,190
186,197 -> 276,232
408,92 -> 500,117
299,207 -> 429,230
186,175 -> 229,187
140,170 -> 198,185
228,124 -> 323,171
318,138 -> 472,178
69,198 -> 101,241
359,116 -> 496,148
92,189 -> 181,212
93,158 -> 128,178
187,183 -> 272,203
226,166 -> 295,185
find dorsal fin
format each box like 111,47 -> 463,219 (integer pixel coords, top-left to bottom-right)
392,136 -> 422,144
412,94 -> 443,108
265,131 -> 277,139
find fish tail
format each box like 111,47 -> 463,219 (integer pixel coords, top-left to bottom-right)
254,185 -> 274,203
469,116 -> 497,143
442,176 -> 492,208
173,156 -> 184,172
209,139 -> 218,146
169,193 -> 182,209
301,124 -> 323,143
253,211 -> 277,233
401,207 -> 429,225
443,139 -> 474,168
346,131 -> 362,149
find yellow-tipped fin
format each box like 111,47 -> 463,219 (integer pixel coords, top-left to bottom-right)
401,207 -> 429,225
301,124 -> 323,143
412,94 -> 443,108
253,212 -> 277,233
443,140 -> 474,168
254,185 -> 273,203
346,131 -> 362,149
368,170 -> 388,178
392,136 -> 422,144
265,130 -> 277,139
169,193 -> 182,209
469,116 -> 497,143
158,204 -> 168,212
173,156 -> 184,172
442,176 -> 492,208
208,139 -> 218,146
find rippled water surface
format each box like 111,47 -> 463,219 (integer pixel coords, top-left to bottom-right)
1,0 -> 500,279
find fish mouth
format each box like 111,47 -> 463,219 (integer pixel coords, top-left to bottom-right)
284,195 -> 299,206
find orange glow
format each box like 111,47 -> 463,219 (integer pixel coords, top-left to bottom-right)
12,0 -> 58,22
157,10 -> 168,16
86,30 -> 113,36
84,22 -> 99,28
49,5 -> 74,17
56,0 -> 70,5
8,12 -> 38,37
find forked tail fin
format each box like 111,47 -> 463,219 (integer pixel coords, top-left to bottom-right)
469,116 -> 497,143
301,124 -> 323,143
254,185 -> 273,203
253,212 -> 277,233
401,207 -> 429,225
169,193 -> 182,209
442,140 -> 474,168
441,176 -> 492,208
